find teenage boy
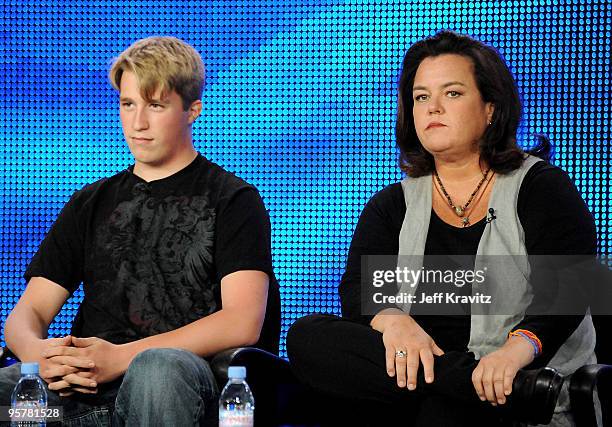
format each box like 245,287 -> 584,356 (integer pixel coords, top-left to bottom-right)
1,36 -> 279,426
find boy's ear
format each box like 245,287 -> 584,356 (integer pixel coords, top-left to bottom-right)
188,100 -> 202,124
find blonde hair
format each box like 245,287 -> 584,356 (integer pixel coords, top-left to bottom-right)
109,36 -> 204,110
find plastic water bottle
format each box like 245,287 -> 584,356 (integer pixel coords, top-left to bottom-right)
11,363 -> 47,427
219,366 -> 254,427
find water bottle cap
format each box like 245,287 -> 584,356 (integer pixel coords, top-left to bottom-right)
227,366 -> 246,379
20,363 -> 40,375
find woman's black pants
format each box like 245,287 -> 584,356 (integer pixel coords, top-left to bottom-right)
286,314 -> 512,427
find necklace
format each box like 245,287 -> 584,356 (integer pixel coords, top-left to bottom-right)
434,168 -> 491,227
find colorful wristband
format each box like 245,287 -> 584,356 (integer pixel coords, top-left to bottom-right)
508,329 -> 542,357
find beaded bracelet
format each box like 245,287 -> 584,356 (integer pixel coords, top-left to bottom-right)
508,329 -> 542,357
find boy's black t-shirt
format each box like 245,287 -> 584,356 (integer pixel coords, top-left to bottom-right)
25,154 -> 280,354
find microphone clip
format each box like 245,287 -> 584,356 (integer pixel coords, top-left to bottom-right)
486,208 -> 497,223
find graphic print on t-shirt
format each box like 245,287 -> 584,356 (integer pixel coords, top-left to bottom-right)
92,183 -> 218,338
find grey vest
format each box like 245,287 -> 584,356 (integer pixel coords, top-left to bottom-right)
397,155 -> 596,422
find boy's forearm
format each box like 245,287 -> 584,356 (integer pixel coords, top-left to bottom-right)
122,306 -> 264,367
4,307 -> 48,362
4,277 -> 71,362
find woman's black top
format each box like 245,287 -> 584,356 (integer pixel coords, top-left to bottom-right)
339,161 -> 597,366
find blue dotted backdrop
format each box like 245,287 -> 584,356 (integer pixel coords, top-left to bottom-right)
1,1 -> 610,357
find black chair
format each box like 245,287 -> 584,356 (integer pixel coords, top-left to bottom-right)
569,317 -> 612,427
569,316 -> 612,427
0,346 -> 18,367
211,347 -> 317,426
3,344 -> 611,426
570,364 -> 612,427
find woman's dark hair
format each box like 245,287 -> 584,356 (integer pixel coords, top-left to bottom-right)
396,30 -> 552,177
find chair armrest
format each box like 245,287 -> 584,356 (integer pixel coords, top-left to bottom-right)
570,364 -> 612,427
210,347 -> 291,385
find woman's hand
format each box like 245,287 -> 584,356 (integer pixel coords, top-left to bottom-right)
371,308 -> 444,390
471,335 -> 535,405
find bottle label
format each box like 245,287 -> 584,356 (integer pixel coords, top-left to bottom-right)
219,409 -> 254,427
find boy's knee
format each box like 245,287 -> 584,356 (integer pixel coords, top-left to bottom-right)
124,348 -> 216,396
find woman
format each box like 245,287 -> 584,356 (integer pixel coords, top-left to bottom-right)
287,31 -> 597,426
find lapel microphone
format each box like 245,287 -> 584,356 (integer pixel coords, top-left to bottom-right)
486,208 -> 497,223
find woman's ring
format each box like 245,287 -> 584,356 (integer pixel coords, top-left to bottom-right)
395,350 -> 407,358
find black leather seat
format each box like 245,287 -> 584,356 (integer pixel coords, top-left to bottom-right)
570,364 -> 612,427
